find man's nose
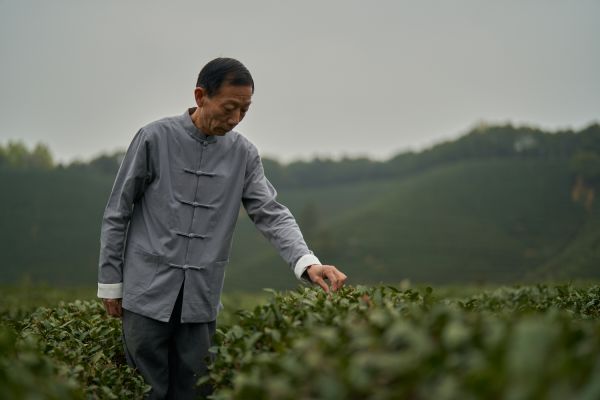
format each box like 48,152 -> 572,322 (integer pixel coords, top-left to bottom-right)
227,110 -> 241,126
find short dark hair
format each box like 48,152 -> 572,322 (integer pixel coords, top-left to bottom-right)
196,58 -> 254,97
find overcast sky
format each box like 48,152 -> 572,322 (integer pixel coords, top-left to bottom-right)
1,0 -> 599,164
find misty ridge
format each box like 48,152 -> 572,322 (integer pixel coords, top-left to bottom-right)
2,121 -> 600,189
1,121 -> 599,289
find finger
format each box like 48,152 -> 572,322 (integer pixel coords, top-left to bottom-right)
324,268 -> 340,291
336,271 -> 348,288
324,267 -> 346,291
115,301 -> 123,318
108,301 -> 118,317
103,300 -> 113,315
313,276 -> 330,293
105,299 -> 121,318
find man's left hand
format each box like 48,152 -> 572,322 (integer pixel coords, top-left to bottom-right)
305,264 -> 347,292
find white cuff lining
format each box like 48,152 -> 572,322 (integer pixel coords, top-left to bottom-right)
294,254 -> 321,281
97,282 -> 123,299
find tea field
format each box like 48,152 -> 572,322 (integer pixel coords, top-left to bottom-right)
1,283 -> 599,399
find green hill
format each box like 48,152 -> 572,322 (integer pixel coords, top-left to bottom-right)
226,158 -> 589,290
0,168 -> 111,283
1,123 -> 599,290
532,196 -> 600,280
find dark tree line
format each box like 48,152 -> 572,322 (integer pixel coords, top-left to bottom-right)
3,122 -> 599,188
0,141 -> 54,170
263,122 -> 600,188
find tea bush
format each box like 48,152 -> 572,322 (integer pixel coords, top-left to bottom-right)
2,284 -> 599,399
20,300 -> 149,399
0,324 -> 80,399
207,285 -> 600,400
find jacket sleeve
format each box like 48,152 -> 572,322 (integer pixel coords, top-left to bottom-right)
241,142 -> 320,281
97,129 -> 153,298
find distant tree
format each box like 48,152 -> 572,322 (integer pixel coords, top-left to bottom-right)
580,123 -> 600,153
88,152 -> 125,175
0,141 -> 53,169
65,151 -> 125,176
4,141 -> 29,168
30,143 -> 54,169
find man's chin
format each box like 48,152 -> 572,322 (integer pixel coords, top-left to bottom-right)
213,128 -> 231,136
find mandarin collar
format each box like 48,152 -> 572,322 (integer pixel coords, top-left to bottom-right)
182,108 -> 218,143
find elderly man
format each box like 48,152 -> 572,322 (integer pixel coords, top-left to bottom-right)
97,57 -> 347,399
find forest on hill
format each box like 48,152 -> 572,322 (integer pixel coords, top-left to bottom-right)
1,122 -> 599,290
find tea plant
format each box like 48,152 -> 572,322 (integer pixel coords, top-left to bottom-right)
21,300 -> 149,399
0,324 -> 80,399
207,285 -> 600,400
2,284 -> 599,399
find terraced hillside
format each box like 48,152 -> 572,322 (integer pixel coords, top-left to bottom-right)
227,158 -> 588,290
1,123 -> 598,289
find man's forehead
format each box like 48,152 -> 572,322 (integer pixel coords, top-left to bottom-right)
216,84 -> 253,104
222,95 -> 252,104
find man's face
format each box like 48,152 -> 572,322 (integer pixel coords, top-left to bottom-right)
195,83 -> 253,135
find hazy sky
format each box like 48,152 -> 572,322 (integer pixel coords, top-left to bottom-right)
1,0 -> 599,164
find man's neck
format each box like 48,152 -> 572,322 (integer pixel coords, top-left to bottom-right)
189,107 -> 203,132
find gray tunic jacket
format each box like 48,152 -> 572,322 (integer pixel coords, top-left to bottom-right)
97,108 -> 320,323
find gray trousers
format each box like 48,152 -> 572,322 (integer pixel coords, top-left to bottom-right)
122,282 -> 217,399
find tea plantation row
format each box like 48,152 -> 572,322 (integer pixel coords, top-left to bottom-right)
1,284 -> 599,399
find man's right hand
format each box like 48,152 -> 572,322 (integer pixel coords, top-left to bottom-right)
102,298 -> 123,318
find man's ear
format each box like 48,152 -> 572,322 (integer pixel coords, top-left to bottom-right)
194,87 -> 206,107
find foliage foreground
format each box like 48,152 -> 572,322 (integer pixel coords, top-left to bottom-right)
1,284 -> 600,399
